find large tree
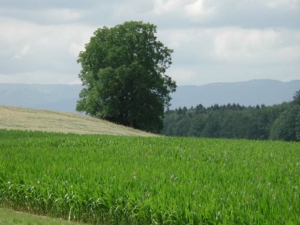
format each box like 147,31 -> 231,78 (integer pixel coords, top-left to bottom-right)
76,21 -> 176,133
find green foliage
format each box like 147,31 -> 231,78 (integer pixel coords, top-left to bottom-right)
296,111 -> 300,141
201,111 -> 221,138
76,21 -> 176,133
1,129 -> 300,224
270,105 -> 300,141
163,103 -> 297,141
293,89 -> 300,105
188,116 -> 206,137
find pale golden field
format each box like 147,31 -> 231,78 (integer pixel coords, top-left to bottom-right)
0,105 -> 157,137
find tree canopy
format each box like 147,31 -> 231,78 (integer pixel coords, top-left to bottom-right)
76,21 -> 176,133
293,89 -> 300,104
270,105 -> 300,141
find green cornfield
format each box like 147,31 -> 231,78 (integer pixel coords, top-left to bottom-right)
0,129 -> 299,224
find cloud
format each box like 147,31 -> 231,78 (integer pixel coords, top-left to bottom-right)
152,0 -> 216,24
0,0 -> 299,85
11,46 -> 30,60
176,0 -> 299,29
0,8 -> 84,25
0,18 -> 95,76
157,26 -> 300,84
159,27 -> 300,65
0,0 -> 99,10
69,40 -> 89,58
184,0 -> 216,22
113,0 -> 153,16
1,0 -> 299,28
265,0 -> 300,10
212,28 -> 300,64
44,9 -> 83,22
153,0 -> 187,14
167,66 -> 199,85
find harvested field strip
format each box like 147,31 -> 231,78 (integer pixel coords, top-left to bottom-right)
0,106 -> 156,136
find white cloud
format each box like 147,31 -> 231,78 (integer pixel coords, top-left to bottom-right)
69,42 -> 84,58
153,0 -> 185,14
43,9 -> 83,22
0,18 -> 96,75
153,0 -> 216,23
168,66 -> 198,85
11,45 -> 30,60
184,0 -> 216,22
113,0 -> 153,16
161,27 -> 300,64
0,8 -> 84,25
158,27 -> 300,84
69,34 -> 92,58
213,28 -> 300,64
266,0 -> 300,10
0,0 -> 299,85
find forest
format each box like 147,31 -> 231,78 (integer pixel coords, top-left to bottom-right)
162,90 -> 300,141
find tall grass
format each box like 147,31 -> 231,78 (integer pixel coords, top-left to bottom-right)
0,129 -> 299,224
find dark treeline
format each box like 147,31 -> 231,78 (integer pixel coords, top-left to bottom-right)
162,90 -> 300,141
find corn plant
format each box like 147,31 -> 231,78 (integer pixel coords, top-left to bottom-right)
0,129 -> 299,224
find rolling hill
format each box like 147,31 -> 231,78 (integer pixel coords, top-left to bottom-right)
0,106 -> 156,136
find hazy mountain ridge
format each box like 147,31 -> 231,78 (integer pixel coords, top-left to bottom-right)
171,79 -> 300,109
0,79 -> 299,112
0,83 -> 81,112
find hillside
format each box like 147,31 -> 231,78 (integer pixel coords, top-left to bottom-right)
0,106 -> 156,137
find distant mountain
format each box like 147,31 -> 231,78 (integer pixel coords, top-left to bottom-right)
0,80 -> 299,112
170,79 -> 300,109
0,83 -> 81,112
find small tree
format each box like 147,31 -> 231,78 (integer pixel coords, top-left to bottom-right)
76,21 -> 176,133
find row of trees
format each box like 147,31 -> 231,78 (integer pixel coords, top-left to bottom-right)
162,91 -> 300,141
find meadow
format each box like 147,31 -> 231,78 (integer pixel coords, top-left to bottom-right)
0,129 -> 299,224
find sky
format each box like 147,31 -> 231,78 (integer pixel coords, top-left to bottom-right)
0,0 -> 299,86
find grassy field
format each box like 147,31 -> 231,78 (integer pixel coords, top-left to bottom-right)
0,106 -> 156,136
0,207 -> 87,225
1,129 -> 299,224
